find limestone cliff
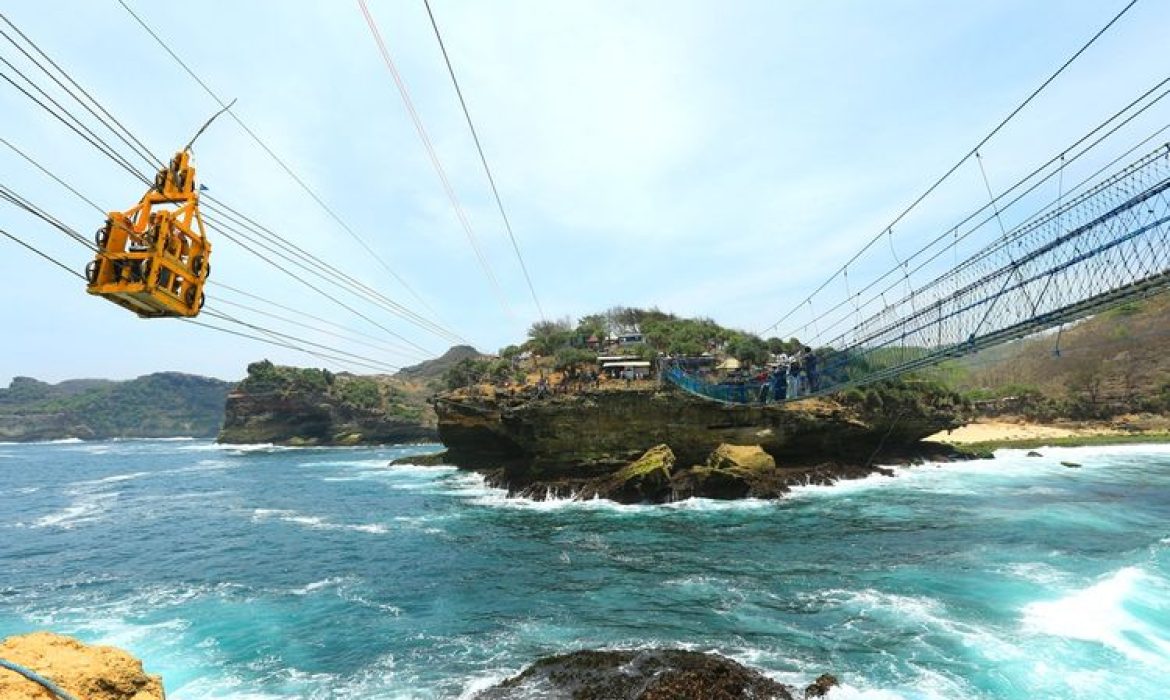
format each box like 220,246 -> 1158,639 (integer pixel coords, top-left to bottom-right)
0,632 -> 164,700
434,381 -> 968,499
218,361 -> 436,445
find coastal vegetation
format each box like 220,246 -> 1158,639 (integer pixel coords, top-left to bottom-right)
926,292 -> 1170,420
217,357 -> 445,445
0,373 -> 232,441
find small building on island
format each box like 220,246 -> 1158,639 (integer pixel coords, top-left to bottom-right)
601,360 -> 652,380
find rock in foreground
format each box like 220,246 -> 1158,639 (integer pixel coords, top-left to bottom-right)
476,649 -> 801,700
0,632 -> 164,700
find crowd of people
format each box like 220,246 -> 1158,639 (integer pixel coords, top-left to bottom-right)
755,346 -> 819,402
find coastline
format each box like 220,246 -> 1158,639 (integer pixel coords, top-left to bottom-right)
926,418 -> 1170,451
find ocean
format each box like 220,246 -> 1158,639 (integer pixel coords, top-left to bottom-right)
1,439 -> 1168,699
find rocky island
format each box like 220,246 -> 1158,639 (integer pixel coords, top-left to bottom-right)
407,307 -> 972,502
431,379 -> 967,502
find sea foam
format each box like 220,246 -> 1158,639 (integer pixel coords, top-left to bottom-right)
1022,566 -> 1170,665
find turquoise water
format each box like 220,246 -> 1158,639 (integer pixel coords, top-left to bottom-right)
1,440 -> 1168,699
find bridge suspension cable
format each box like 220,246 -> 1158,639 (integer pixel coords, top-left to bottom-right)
421,0 -> 546,322
760,0 -> 1142,337
828,144 -> 1170,385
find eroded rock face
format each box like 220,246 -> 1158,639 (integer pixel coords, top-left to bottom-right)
436,384 -> 966,492
0,632 -> 164,700
475,648 -> 797,700
219,383 -> 437,446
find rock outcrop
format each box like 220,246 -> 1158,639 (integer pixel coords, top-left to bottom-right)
475,648 -> 801,699
436,381 -> 967,501
219,361 -> 437,445
0,632 -> 164,700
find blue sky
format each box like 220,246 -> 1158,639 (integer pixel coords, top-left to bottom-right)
2,0 -> 1168,384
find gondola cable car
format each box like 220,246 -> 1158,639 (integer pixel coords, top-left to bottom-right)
85,101 -> 232,318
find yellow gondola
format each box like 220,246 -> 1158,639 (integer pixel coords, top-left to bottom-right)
85,150 -> 211,318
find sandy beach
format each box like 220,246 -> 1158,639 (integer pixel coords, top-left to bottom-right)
925,420 -> 1122,445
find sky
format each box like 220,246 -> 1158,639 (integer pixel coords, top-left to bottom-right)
2,0 -> 1169,384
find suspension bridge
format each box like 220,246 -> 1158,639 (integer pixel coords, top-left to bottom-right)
662,142 -> 1170,404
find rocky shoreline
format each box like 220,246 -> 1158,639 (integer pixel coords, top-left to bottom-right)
0,634 -> 839,699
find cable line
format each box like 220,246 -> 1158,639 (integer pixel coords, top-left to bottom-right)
421,0 -> 545,321
0,17 -> 161,171
760,0 -> 1142,336
213,280 -> 429,358
357,0 -> 515,320
0,215 -> 403,374
112,0 -> 445,322
211,295 -> 427,359
0,226 -> 86,279
202,197 -> 466,345
0,60 -> 149,186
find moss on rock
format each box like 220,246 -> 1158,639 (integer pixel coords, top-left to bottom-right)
577,444 -> 675,503
707,443 -> 776,471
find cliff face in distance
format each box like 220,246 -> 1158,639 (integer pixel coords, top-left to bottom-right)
0,373 -> 232,441
218,360 -> 441,445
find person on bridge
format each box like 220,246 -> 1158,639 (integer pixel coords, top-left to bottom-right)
803,347 -> 819,393
770,367 -> 787,402
786,358 -> 800,398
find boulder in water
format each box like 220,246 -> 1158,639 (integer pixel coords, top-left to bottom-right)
804,672 -> 839,697
577,445 -> 675,503
0,631 -> 164,700
475,648 -> 798,699
708,443 -> 777,471
670,443 -> 791,500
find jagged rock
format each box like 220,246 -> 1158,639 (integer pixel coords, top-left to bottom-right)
1026,451 -> 1043,457
0,632 -> 164,700
804,672 -> 839,698
577,445 -> 675,503
475,649 -> 797,700
389,450 -> 449,466
1061,461 -> 1082,468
